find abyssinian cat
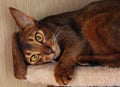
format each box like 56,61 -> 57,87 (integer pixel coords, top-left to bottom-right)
10,0 -> 120,85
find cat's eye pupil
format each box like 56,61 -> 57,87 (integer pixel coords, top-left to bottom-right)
31,55 -> 38,61
32,55 -> 36,58
36,36 -> 41,40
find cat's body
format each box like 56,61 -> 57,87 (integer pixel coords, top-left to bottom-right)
10,0 -> 120,85
40,0 -> 120,64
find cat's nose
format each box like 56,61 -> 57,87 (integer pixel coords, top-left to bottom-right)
45,47 -> 54,55
42,45 -> 55,55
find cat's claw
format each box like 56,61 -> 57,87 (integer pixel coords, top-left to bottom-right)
54,61 -> 74,85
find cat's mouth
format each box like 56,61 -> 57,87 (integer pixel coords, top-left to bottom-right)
40,44 -> 60,64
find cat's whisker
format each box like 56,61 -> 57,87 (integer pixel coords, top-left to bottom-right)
56,30 -> 66,39
57,37 -> 65,41
55,32 -> 61,38
55,25 -> 67,38
57,33 -> 68,41
55,27 -> 60,35
55,27 -> 63,35
56,32 -> 65,39
55,25 -> 70,41
55,29 -> 63,38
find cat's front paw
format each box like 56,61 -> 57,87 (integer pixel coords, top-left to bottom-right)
54,61 -> 74,85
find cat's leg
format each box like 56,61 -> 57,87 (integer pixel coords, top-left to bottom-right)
77,53 -> 120,67
54,49 -> 78,85
12,33 -> 27,79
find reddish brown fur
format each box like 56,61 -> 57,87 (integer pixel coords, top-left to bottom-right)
10,0 -> 120,86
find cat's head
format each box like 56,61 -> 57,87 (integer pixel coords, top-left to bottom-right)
9,7 -> 60,65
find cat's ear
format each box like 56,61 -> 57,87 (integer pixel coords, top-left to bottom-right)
12,32 -> 27,79
9,7 -> 35,31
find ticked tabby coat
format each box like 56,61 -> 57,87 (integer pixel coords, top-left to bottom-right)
10,0 -> 120,85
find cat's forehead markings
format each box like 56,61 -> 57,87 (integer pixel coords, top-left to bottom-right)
24,27 -> 38,37
24,50 -> 32,54
28,37 -> 34,41
37,30 -> 44,35
25,55 -> 31,59
24,50 -> 40,55
31,52 -> 40,54
28,36 -> 33,39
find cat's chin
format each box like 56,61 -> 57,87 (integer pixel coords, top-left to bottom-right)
51,59 -> 57,63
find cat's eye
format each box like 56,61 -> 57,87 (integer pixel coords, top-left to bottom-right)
30,54 -> 39,62
35,33 -> 44,43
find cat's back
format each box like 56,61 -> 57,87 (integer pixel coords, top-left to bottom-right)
39,0 -> 120,37
40,0 -> 120,29
74,0 -> 120,25
79,0 -> 120,53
